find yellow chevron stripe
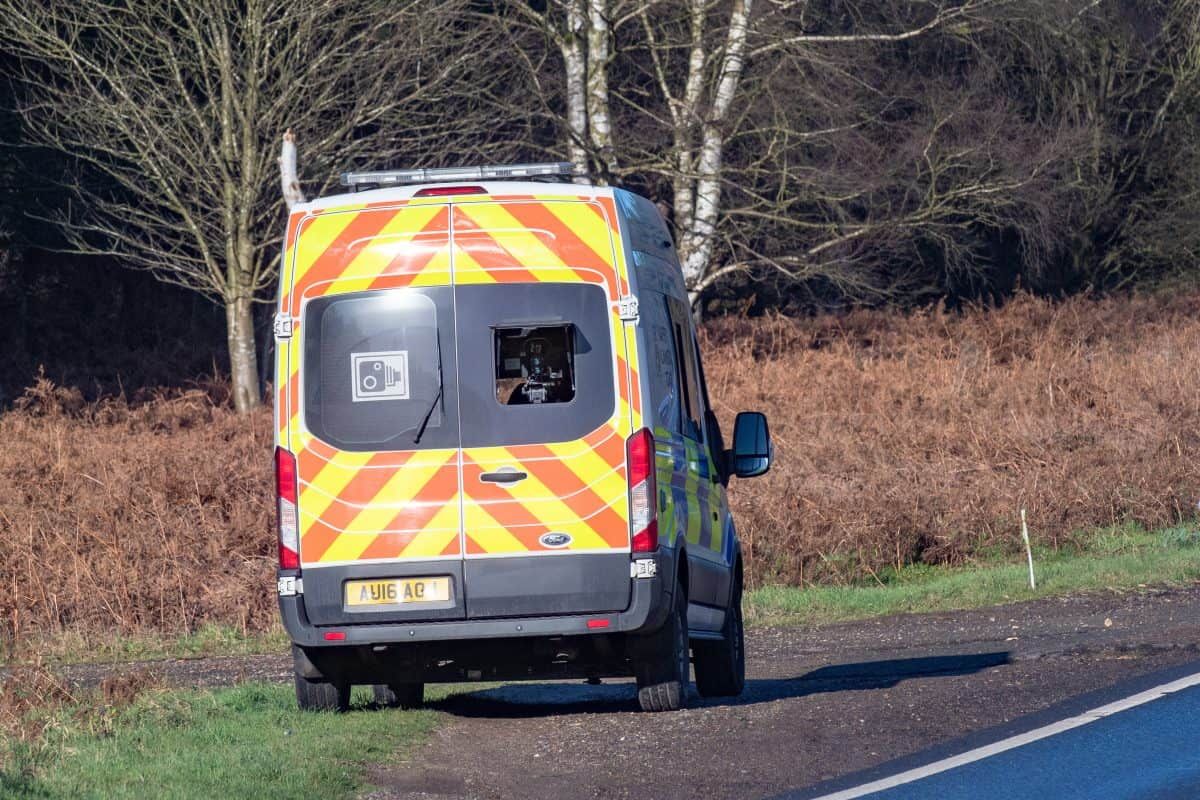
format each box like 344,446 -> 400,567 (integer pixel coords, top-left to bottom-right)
320,205 -> 445,296
542,440 -> 626,513
291,209 -> 365,288
463,498 -> 527,553
541,201 -> 616,267
298,448 -> 375,532
454,203 -> 579,282
450,245 -> 497,285
410,245 -> 453,286
399,501 -> 462,558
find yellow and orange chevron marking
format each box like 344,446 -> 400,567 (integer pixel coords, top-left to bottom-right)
461,422 -> 630,556
279,193 -> 640,566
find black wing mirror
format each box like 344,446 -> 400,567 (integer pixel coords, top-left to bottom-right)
728,411 -> 772,478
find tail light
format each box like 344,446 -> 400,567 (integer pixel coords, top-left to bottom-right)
275,446 -> 300,570
626,428 -> 658,553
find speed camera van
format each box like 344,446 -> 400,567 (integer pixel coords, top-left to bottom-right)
272,163 -> 773,712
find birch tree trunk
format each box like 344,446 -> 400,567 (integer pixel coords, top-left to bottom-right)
561,0 -> 591,181
675,0 -> 753,300
585,0 -> 617,181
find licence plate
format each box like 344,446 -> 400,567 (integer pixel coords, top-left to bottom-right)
344,577 -> 451,608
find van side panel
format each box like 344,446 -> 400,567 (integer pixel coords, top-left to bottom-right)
283,203 -> 463,570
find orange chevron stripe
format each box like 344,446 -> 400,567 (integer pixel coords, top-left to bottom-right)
295,209 -> 404,298
497,202 -> 615,292
363,206 -> 450,292
297,447 -> 405,479
514,444 -> 628,546
299,518 -> 341,565
302,462 -> 420,536
300,437 -> 417,468
384,461 -> 460,532
461,456 -> 552,549
590,197 -> 629,295
365,211 -> 451,290
352,531 -> 441,561
583,422 -> 620,448
452,207 -> 540,283
616,353 -> 631,406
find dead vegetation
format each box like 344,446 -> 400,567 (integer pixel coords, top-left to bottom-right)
1,292 -> 1198,648
705,291 -> 1200,586
0,375 -> 274,655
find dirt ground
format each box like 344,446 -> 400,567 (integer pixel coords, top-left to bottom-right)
52,586 -> 1200,799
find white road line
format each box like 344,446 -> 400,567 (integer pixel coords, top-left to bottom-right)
808,669 -> 1200,800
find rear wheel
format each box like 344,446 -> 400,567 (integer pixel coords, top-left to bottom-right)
294,671 -> 350,712
694,569 -> 745,697
373,683 -> 424,710
635,582 -> 690,712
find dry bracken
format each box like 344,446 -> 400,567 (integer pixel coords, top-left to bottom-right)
1,292 -> 1198,646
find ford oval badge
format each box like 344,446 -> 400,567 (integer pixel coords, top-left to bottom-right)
539,532 -> 572,549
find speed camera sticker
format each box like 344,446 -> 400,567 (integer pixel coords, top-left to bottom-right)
351,351 -> 410,402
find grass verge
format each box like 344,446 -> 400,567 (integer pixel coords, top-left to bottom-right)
746,523 -> 1200,627
3,624 -> 290,668
1,682 -> 441,800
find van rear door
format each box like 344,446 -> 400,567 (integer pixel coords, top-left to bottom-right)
451,200 -> 636,619
282,202 -> 466,625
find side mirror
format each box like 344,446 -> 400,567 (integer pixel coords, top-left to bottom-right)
729,411 -> 772,478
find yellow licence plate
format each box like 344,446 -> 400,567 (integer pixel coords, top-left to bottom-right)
344,577 -> 451,608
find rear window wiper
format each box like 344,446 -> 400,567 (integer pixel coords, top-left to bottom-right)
413,332 -> 444,445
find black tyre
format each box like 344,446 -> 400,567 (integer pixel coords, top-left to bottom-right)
635,582 -> 690,712
694,570 -> 745,698
295,671 -> 350,712
373,682 -> 424,710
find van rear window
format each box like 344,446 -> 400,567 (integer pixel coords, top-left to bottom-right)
495,325 -> 577,406
302,288 -> 459,452
301,283 -> 613,451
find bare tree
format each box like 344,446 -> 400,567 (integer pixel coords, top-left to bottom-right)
1,0 -> 513,412
503,0 -> 1076,306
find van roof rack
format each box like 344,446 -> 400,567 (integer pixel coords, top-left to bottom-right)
340,162 -> 577,190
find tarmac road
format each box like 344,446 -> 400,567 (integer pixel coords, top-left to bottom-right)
367,587 -> 1200,800
54,586 -> 1200,799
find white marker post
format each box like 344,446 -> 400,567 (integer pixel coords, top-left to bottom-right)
1021,508 -> 1036,591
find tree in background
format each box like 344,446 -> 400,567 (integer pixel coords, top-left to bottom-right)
502,0 -> 1103,307
1022,0 -> 1200,291
0,0 -> 515,412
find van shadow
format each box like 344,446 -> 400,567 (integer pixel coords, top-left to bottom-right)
429,651 -> 1010,719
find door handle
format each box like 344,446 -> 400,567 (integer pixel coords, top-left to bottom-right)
480,470 -> 528,484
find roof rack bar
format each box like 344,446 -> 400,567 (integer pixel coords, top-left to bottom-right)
340,162 -> 577,188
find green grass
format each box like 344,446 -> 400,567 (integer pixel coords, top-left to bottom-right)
746,523 -> 1200,627
1,682 -> 442,800
3,624 -> 290,667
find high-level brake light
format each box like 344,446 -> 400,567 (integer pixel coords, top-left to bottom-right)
275,446 -> 300,570
626,428 -> 658,553
340,162 -> 575,189
414,185 -> 487,197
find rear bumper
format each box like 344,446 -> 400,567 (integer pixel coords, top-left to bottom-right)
279,552 -> 672,648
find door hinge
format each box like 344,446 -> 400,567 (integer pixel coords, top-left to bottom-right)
618,295 -> 639,322
273,312 -> 294,339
